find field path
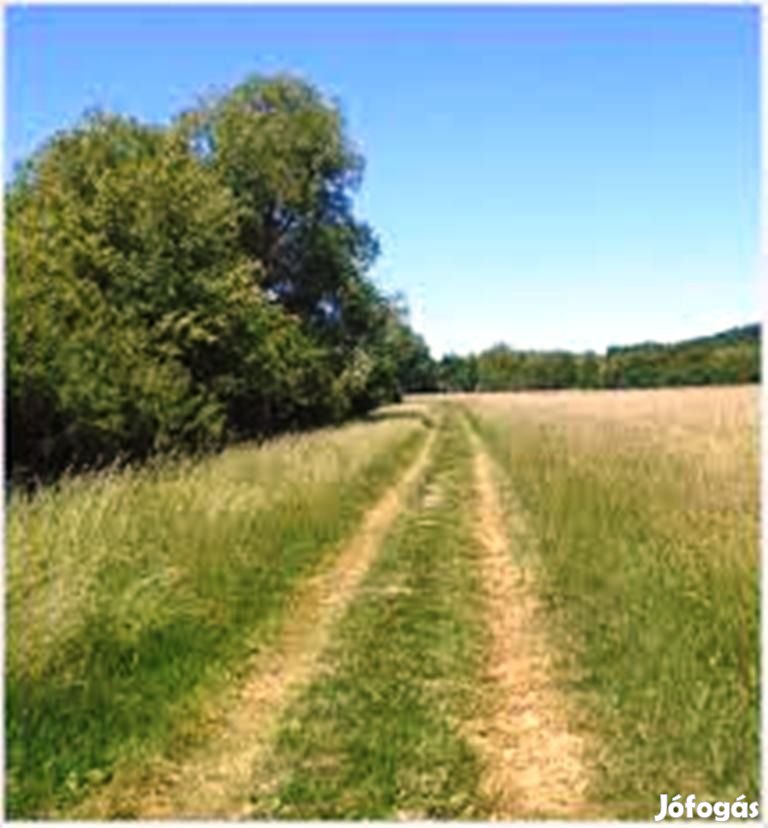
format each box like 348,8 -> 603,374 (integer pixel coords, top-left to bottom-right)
466,423 -> 591,819
75,425 -> 437,820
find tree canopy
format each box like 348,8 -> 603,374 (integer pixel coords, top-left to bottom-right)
6,75 -> 433,483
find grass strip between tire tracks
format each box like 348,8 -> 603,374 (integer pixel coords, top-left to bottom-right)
248,408 -> 488,819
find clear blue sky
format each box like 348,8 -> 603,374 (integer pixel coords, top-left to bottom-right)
6,5 -> 759,357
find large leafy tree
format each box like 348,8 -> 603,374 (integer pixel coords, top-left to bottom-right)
177,74 -> 405,415
7,75 -> 436,481
7,114 -> 221,475
178,74 -> 379,338
6,111 -> 331,478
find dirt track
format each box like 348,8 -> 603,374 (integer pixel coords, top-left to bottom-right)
465,424 -> 591,819
74,415 -> 595,820
74,427 -> 436,819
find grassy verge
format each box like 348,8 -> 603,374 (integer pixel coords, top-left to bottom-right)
6,407 -> 429,817
466,393 -> 758,818
248,408 -> 488,819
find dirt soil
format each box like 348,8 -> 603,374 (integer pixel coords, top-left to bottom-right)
466,425 -> 592,819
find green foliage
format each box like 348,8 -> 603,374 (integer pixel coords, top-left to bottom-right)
438,353 -> 477,392
178,75 -> 377,342
474,345 -> 578,391
603,325 -> 760,388
179,75 -> 436,412
347,294 -> 438,402
6,114 -> 231,477
438,325 -> 759,395
393,329 -> 438,392
7,76 -> 436,481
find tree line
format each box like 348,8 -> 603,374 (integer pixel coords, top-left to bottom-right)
7,74 -> 433,482
319,320 -> 760,396
433,323 -> 760,392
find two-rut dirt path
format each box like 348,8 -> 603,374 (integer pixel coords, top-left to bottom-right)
465,422 -> 591,819
76,414 -> 591,820
76,426 -> 437,819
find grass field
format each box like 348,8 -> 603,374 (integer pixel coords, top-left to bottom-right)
463,386 -> 759,816
6,388 -> 759,819
6,405 -> 430,816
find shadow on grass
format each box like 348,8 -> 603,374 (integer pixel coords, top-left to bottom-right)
364,408 -> 435,430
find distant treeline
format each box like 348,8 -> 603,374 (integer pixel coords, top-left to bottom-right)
7,75 -> 433,482
433,324 -> 760,392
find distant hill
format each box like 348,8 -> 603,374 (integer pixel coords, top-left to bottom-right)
608,323 -> 760,355
436,323 -> 760,392
603,323 -> 760,388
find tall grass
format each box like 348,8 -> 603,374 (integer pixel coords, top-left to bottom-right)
249,408 -> 487,819
466,387 -> 758,817
6,406 -> 429,817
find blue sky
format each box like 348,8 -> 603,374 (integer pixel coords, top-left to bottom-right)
6,5 -> 759,357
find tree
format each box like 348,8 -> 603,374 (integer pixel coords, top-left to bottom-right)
7,74 -> 432,482
177,74 -> 403,418
438,354 -> 478,392
6,111 -> 337,479
576,351 -> 602,388
177,74 -> 378,337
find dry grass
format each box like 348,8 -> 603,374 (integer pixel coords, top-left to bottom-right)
463,386 -> 758,817
465,425 -> 591,819
8,388 -> 758,818
6,404 -> 429,816
72,425 -> 437,819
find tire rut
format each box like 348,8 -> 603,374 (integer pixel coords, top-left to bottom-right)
74,426 -> 437,820
465,422 -> 592,819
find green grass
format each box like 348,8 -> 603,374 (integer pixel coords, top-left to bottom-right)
6,408 -> 429,817
248,408 -> 488,819
9,390 -> 757,820
465,390 -> 758,818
